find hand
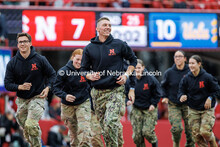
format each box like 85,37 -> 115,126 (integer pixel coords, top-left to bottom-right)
18,82 -> 32,91
116,74 -> 127,85
39,87 -> 50,98
149,105 -> 155,111
180,95 -> 187,102
162,98 -> 169,104
66,94 -> 76,102
128,89 -> 135,105
127,100 -> 132,106
204,98 -> 212,109
86,72 -> 100,81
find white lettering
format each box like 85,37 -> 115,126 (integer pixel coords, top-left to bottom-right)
71,19 -> 85,39
35,16 -> 57,41
22,15 -> 30,33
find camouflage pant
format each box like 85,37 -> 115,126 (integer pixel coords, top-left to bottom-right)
61,99 -> 91,147
188,108 -> 216,147
168,101 -> 195,147
15,96 -> 45,147
130,106 -> 158,147
90,85 -> 126,147
91,110 -> 104,147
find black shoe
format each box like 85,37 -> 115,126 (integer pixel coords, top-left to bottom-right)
152,141 -> 158,147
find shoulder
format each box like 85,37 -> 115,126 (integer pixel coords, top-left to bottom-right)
182,72 -> 191,81
164,67 -> 173,76
114,39 -> 124,44
60,65 -> 69,71
203,71 -> 215,81
6,56 -> 17,68
36,54 -> 46,60
8,56 -> 16,64
149,75 -> 159,84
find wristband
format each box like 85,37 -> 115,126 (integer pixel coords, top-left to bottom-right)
130,87 -> 135,90
124,73 -> 129,79
208,96 -> 212,101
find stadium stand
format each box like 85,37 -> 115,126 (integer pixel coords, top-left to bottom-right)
0,0 -> 220,8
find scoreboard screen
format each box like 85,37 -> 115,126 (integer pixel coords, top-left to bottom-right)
22,10 -> 96,47
149,13 -> 217,48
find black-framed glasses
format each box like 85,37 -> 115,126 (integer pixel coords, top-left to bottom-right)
18,40 -> 30,44
174,55 -> 184,58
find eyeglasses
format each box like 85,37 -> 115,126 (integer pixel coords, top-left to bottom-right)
174,55 -> 184,58
18,40 -> 30,44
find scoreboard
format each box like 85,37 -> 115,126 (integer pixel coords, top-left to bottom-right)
149,13 -> 217,48
98,12 -> 147,47
19,10 -> 220,48
22,10 -> 96,47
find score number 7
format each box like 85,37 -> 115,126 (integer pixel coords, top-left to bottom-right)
71,18 -> 85,39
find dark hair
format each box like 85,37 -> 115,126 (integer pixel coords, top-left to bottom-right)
190,55 -> 203,68
97,17 -> 110,24
17,32 -> 32,42
137,59 -> 145,67
174,50 -> 185,57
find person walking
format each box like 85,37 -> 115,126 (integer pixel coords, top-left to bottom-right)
179,55 -> 220,147
161,50 -> 195,147
4,32 -> 56,147
81,17 -> 137,147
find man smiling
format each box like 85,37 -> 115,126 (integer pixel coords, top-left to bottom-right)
81,17 -> 137,147
4,32 -> 56,147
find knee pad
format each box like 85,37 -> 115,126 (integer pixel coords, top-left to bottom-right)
25,118 -> 39,137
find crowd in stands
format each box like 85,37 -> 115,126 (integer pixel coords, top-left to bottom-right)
0,0 -> 220,9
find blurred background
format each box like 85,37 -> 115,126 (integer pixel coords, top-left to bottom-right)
1,0 -> 220,146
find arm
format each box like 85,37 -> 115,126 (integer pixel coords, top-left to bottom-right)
81,47 -> 100,81
151,77 -> 162,108
205,76 -> 220,109
53,71 -> 68,100
122,42 -> 137,70
207,76 -> 220,99
81,47 -> 91,72
4,62 -> 19,91
127,74 -> 136,105
42,56 -> 56,89
161,70 -> 169,103
40,56 -> 56,98
117,42 -> 137,85
178,77 -> 188,102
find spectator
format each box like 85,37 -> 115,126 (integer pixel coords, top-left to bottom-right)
49,97 -> 61,121
47,125 -> 68,147
152,0 -> 164,8
0,110 -> 26,147
121,0 -> 130,7
173,0 -> 187,8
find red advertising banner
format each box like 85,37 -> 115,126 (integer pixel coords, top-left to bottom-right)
22,10 -> 96,47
